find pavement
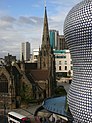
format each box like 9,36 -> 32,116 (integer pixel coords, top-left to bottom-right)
57,82 -> 70,93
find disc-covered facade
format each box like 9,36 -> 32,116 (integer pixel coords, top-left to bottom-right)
64,0 -> 92,122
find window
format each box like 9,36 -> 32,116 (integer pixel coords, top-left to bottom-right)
44,51 -> 46,56
34,55 -> 37,59
59,66 -> 61,70
59,61 -> 62,65
65,61 -> 67,65
55,56 -> 66,58
43,62 -> 46,67
65,66 -> 67,70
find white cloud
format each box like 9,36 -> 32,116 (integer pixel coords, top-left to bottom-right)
0,0 -> 82,59
0,16 -> 16,22
0,15 -> 43,59
48,0 -> 82,34
49,0 -> 82,6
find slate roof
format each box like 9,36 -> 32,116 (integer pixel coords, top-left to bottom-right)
17,63 -> 37,72
30,70 -> 49,81
25,63 -> 37,71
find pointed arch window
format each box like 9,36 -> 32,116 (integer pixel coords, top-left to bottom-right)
43,61 -> 46,67
44,51 -> 46,56
0,74 -> 8,93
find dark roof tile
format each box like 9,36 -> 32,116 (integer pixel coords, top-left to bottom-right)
30,70 -> 49,81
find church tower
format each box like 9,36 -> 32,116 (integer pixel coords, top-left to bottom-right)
38,7 -> 53,70
42,7 -> 50,48
37,6 -> 56,96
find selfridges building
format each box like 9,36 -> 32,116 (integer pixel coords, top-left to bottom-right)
64,0 -> 92,122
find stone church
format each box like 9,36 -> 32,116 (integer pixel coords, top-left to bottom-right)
0,7 -> 56,110
37,7 -> 56,97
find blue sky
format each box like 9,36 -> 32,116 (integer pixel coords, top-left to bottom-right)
0,0 -> 82,59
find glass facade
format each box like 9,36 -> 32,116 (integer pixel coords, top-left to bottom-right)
64,0 -> 92,122
50,30 -> 58,49
50,31 -> 55,48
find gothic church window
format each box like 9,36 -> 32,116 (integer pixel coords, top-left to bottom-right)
0,74 -> 8,93
44,51 -> 46,56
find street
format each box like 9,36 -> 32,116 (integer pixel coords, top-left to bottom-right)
57,82 -> 70,93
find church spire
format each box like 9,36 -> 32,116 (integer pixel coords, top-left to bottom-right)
42,6 -> 50,48
44,0 -> 46,8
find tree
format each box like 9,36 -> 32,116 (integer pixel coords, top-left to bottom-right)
54,86 -> 67,96
20,83 -> 33,103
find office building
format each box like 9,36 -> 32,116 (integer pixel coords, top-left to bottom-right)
20,42 -> 30,61
54,50 -> 73,77
49,30 -> 59,49
57,35 -> 68,50
31,49 -> 39,63
50,31 -> 68,50
64,0 -> 92,122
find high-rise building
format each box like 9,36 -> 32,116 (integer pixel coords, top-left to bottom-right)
49,30 -> 68,50
57,35 -> 68,50
49,30 -> 59,49
20,42 -> 30,61
64,0 -> 92,122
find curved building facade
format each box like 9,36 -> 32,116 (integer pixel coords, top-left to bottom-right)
64,0 -> 92,122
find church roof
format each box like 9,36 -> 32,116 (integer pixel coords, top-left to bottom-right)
30,69 -> 49,81
25,63 -> 37,72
